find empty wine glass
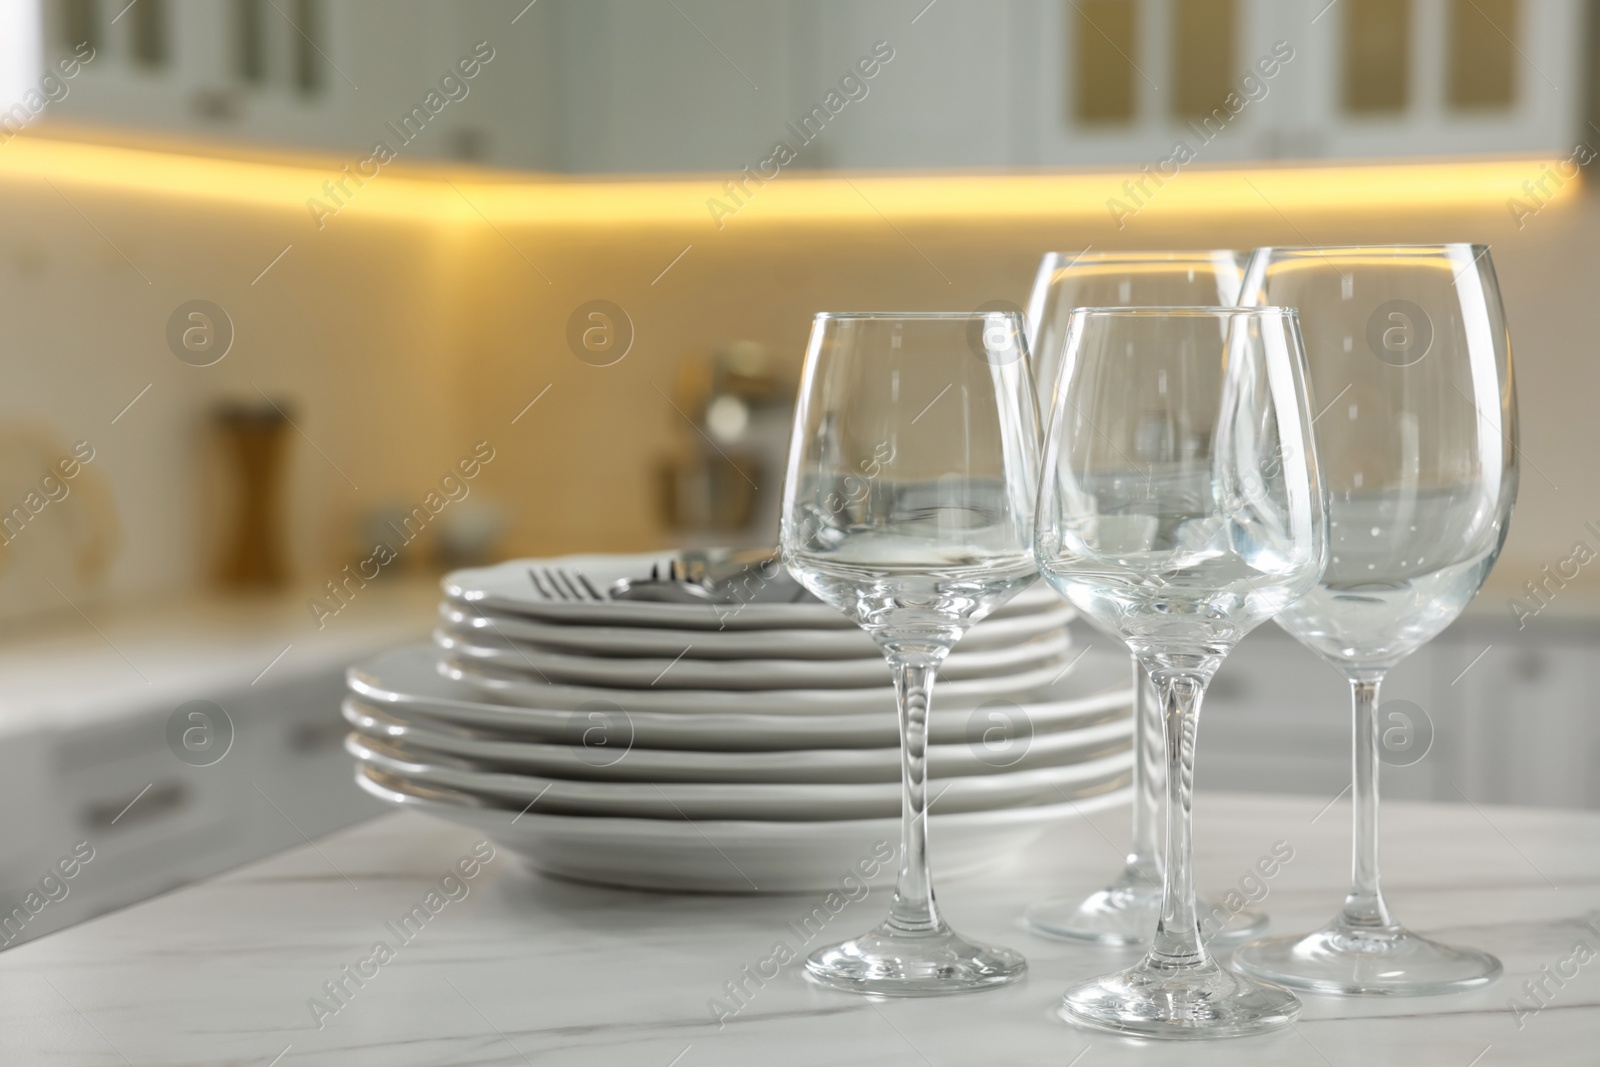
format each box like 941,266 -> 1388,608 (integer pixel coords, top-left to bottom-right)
780,311 -> 1040,995
1028,250 -> 1245,421
1039,307 -> 1326,1038
1231,245 -> 1517,996
1023,249 -> 1266,946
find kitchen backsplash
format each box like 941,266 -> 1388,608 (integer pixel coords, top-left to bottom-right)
1,135 -> 1595,613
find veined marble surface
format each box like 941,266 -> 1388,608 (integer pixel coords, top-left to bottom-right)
0,793 -> 1596,1065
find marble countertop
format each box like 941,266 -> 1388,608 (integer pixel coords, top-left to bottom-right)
0,792 -> 1596,1066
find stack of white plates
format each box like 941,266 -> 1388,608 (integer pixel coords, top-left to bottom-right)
348,553 -> 1135,892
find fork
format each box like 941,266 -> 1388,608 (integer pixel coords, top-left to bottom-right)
528,566 -> 606,601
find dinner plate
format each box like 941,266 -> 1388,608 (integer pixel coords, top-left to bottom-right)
444,554 -> 1061,630
443,653 -> 1072,715
432,627 -> 1071,689
343,698 -> 1131,783
355,766 -> 1133,893
346,732 -> 1133,820
439,600 -> 1075,660
349,645 -> 1131,750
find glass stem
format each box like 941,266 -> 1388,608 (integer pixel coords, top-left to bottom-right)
1147,670 -> 1207,969
886,656 -> 944,934
1123,657 -> 1164,887
1340,675 -> 1395,932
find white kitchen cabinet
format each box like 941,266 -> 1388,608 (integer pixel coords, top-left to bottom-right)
1170,614 -> 1600,812
560,0 -> 1586,173
37,0 -> 1592,173
0,662 -> 387,950
804,2 -> 1017,170
1438,630 -> 1599,810
1198,625 -> 1436,801
0,590 -> 431,950
536,0 -> 803,174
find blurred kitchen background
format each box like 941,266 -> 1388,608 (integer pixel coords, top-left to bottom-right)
0,0 -> 1595,943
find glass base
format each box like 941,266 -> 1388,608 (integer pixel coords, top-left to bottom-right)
1026,885 -> 1268,946
1060,957 -> 1300,1039
1232,924 -> 1502,996
804,921 -> 1027,997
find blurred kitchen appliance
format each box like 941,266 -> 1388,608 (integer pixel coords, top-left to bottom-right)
656,342 -> 792,547
214,400 -> 290,589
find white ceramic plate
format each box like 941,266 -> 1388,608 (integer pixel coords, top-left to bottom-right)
443,554 -> 1061,631
349,645 -> 1132,750
356,766 -> 1132,893
346,732 -> 1132,820
432,627 -> 1070,690
443,653 -> 1072,715
343,698 -> 1131,783
439,600 -> 1075,660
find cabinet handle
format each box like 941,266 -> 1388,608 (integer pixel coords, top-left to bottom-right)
82,782 -> 188,831
1514,652 -> 1546,682
288,719 -> 348,753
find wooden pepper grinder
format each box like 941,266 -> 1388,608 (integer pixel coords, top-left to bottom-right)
215,400 -> 290,589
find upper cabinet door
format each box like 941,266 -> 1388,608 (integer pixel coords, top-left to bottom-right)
795,0 -> 1019,169
549,0 -> 799,173
30,0 -> 1596,173
1296,0 -> 1584,160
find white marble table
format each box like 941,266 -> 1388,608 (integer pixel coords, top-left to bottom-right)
0,793 -> 1596,1066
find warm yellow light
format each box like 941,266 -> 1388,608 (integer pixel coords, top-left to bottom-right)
0,135 -> 447,221
448,158 -> 1585,229
0,134 -> 1577,232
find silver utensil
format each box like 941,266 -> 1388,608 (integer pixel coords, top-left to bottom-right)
608,574 -> 719,604
528,566 -> 606,602
610,551 -> 814,605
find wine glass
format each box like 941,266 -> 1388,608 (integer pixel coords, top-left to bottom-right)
1028,250 -> 1245,422
780,311 -> 1040,995
1231,245 -> 1516,996
1038,307 -> 1326,1037
1023,250 -> 1267,946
